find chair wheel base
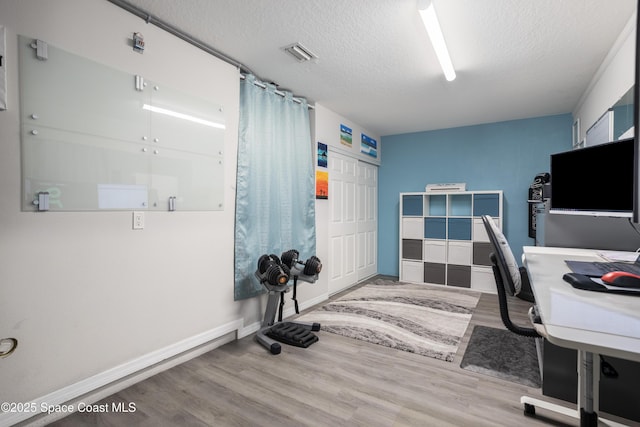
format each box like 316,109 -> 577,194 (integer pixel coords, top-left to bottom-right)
524,403 -> 536,417
579,409 -> 598,427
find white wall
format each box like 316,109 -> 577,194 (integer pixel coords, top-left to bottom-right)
309,103 -> 381,297
314,103 -> 382,166
0,3 -> 382,423
573,14 -> 636,141
0,0 -> 270,422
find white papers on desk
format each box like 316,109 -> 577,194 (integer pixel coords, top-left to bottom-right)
549,289 -> 640,339
597,251 -> 639,262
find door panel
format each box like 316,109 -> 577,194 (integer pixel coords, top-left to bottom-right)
328,152 -> 378,294
328,153 -> 357,294
357,161 -> 378,280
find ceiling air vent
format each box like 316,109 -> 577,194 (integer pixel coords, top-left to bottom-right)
283,43 -> 317,62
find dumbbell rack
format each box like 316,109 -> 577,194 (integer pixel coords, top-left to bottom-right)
255,278 -> 320,355
254,251 -> 322,355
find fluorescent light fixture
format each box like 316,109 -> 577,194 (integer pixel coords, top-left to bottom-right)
142,104 -> 225,129
418,0 -> 456,81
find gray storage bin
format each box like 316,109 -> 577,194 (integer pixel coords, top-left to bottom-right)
473,242 -> 493,266
447,264 -> 471,288
402,239 -> 422,260
424,262 -> 446,285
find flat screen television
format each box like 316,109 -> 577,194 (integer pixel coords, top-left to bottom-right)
550,138 -> 634,218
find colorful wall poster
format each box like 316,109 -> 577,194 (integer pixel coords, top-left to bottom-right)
361,133 -> 377,158
340,124 -> 352,148
315,170 -> 328,199
317,142 -> 328,168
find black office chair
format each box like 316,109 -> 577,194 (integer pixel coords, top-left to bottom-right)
481,215 -> 552,417
482,216 -> 621,421
481,215 -> 541,338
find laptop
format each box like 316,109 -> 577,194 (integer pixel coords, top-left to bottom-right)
565,256 -> 640,278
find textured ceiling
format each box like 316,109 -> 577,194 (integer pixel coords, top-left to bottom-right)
116,0 -> 636,136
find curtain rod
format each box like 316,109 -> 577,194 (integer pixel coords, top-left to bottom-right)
106,0 -> 313,109
107,0 -> 254,74
240,75 -> 314,109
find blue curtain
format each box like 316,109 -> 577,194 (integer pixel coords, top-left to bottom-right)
234,75 -> 316,300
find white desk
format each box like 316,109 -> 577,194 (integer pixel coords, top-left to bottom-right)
522,246 -> 640,426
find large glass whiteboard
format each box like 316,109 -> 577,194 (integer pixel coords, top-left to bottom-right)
19,35 -> 225,211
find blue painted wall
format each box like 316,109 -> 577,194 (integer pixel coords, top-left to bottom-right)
378,114 -> 572,276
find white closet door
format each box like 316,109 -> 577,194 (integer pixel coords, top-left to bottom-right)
357,160 -> 377,281
328,152 -> 357,294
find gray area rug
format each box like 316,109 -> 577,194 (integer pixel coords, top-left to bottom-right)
296,278 -> 480,362
460,325 -> 541,387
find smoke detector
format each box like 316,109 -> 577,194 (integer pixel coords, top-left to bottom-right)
283,43 -> 318,62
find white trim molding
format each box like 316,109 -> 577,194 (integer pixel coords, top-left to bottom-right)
1,319 -> 242,427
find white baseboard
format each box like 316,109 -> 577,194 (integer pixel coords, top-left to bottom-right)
8,293 -> 332,426
238,321 -> 262,338
3,319 -> 242,427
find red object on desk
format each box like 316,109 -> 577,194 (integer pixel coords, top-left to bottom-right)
601,271 -> 640,288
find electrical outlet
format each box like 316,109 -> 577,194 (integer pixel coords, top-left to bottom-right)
132,211 -> 144,230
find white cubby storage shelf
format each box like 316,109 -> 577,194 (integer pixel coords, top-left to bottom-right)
399,190 -> 503,293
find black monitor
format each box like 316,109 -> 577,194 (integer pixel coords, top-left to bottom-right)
634,0 -> 640,223
550,138 -> 634,218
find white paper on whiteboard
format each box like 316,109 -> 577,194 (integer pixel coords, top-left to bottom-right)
585,109 -> 612,146
98,184 -> 148,209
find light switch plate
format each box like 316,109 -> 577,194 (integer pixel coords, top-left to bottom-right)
132,211 -> 144,230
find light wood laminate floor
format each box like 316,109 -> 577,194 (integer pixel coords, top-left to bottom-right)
48,280 -> 637,427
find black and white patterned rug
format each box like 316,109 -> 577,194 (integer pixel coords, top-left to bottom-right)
296,278 -> 480,362
460,325 -> 541,387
